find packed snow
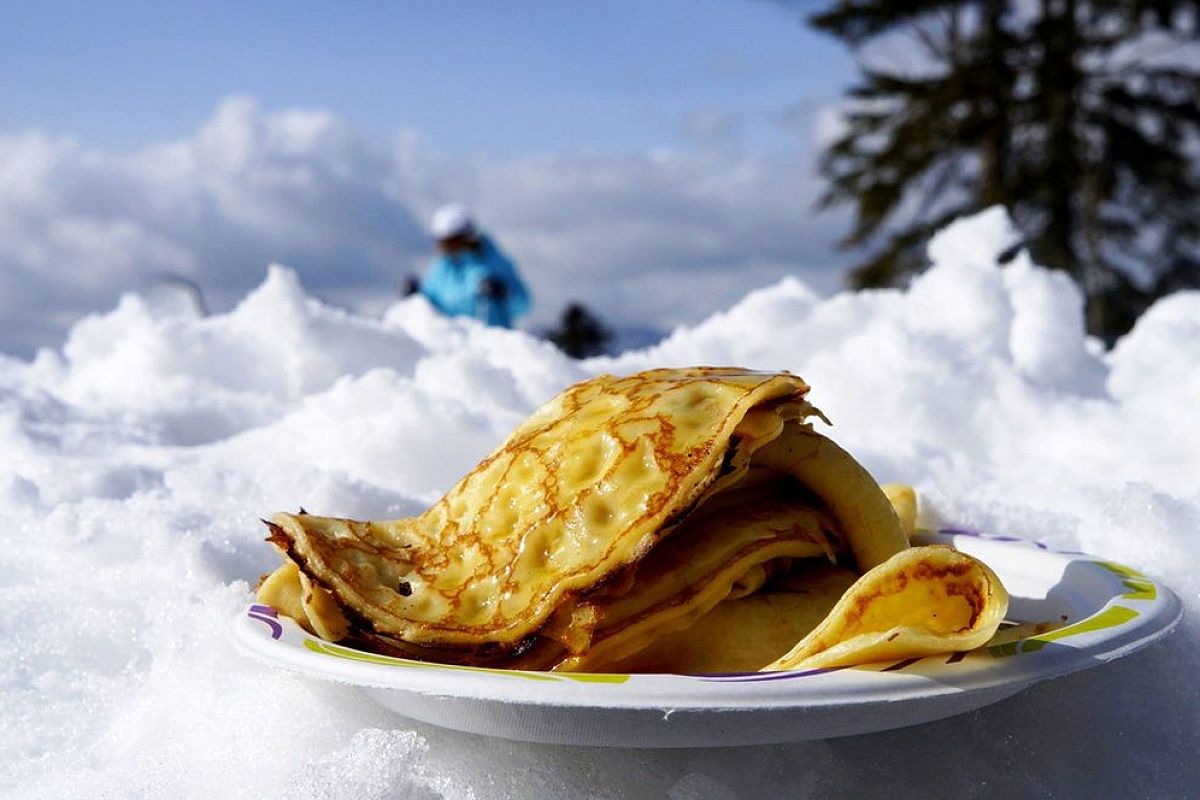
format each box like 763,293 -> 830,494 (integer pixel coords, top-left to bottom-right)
1,208 -> 1196,798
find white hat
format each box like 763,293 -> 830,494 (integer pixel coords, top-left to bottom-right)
430,203 -> 476,240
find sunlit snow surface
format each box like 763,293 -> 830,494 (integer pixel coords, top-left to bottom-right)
2,208 -> 1196,798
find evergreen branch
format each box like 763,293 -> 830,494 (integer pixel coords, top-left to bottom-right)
809,0 -> 1200,340
807,0 -> 959,44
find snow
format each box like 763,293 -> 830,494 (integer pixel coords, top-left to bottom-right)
2,207 -> 1197,798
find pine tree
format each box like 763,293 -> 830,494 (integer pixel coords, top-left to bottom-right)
545,303 -> 613,359
807,0 -> 1200,341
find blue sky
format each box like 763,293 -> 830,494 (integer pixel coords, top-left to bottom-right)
0,1 -> 864,356
2,0 -> 852,154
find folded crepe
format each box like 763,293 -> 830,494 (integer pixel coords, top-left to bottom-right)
257,367 -> 1007,672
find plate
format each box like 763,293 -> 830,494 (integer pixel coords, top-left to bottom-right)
231,531 -> 1182,747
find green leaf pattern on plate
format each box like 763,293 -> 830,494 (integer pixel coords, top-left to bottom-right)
989,560 -> 1155,658
303,638 -> 630,683
1093,560 -> 1157,600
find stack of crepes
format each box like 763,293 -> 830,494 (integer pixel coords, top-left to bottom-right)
257,367 -> 1008,673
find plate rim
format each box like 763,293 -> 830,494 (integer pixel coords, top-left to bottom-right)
231,530 -> 1183,711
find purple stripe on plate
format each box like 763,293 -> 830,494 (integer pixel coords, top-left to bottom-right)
946,651 -> 968,664
250,604 -> 278,617
697,666 -> 848,682
248,610 -> 283,639
939,527 -> 1065,553
882,657 -> 922,672
938,527 -> 984,537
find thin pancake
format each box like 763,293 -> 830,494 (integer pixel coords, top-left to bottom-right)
764,545 -> 1009,670
264,368 -> 908,659
554,483 -> 838,671
604,564 -> 859,674
254,368 -> 1007,673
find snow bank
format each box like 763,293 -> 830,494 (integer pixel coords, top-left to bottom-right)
2,208 -> 1196,798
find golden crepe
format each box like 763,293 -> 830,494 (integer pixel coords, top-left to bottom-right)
257,367 -> 1007,673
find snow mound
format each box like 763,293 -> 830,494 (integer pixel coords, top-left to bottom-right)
1,208 -> 1195,798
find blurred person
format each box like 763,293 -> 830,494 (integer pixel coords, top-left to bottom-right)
404,204 -> 530,328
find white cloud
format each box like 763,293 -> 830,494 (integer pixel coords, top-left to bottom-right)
0,96 -> 848,356
679,108 -> 742,148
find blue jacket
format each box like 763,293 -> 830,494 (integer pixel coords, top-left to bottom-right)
419,235 -> 531,328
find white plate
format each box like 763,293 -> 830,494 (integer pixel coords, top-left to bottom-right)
231,531 -> 1182,747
